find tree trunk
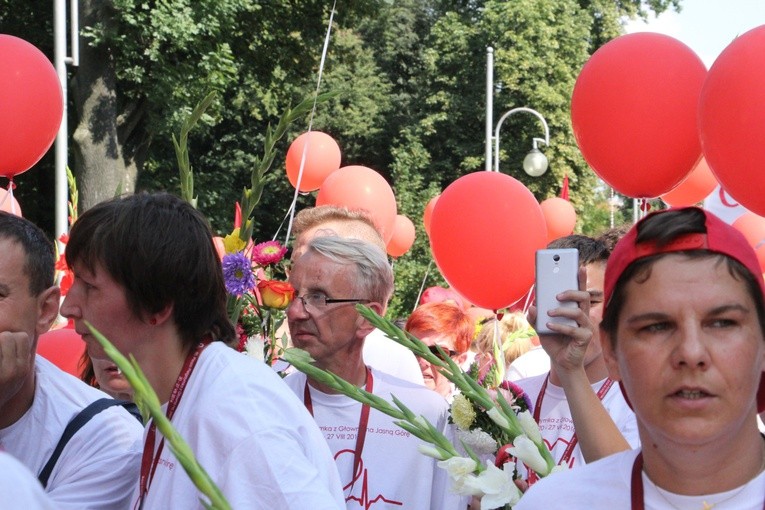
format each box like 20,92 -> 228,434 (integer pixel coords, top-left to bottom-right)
72,0 -> 148,211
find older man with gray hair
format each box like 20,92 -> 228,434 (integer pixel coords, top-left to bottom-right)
284,235 -> 463,509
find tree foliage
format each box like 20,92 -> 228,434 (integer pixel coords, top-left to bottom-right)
1,0 -> 680,318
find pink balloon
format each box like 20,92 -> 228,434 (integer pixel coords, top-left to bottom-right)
315,165 -> 397,243
0,35 -> 63,177
285,131 -> 342,192
386,215 -> 416,258
540,197 -> 576,242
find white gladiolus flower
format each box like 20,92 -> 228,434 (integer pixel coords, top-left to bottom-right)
508,435 -> 549,476
467,462 -> 521,509
417,444 -> 446,460
244,336 -> 265,362
518,410 -> 542,444
438,456 -> 479,480
486,407 -> 510,430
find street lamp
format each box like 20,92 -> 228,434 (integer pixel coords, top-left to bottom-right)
494,107 -> 550,176
485,47 -> 550,176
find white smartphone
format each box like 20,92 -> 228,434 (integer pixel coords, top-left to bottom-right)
535,248 -> 579,335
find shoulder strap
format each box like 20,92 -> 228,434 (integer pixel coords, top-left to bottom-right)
38,398 -> 140,488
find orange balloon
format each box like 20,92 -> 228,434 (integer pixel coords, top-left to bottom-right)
315,165 -> 398,243
0,188 -> 22,216
733,212 -> 765,272
285,131 -> 342,192
386,215 -> 416,257
540,197 -> 576,242
37,326 -> 86,377
661,157 -> 717,207
423,195 -> 439,236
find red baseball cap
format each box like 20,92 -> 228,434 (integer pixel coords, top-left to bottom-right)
603,207 -> 765,412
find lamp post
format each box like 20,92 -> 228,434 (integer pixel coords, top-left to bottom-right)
494,107 -> 550,175
485,47 -> 550,176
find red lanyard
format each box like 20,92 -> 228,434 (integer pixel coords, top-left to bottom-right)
630,452 -> 765,510
136,340 -> 210,509
527,374 -> 614,483
304,368 -> 373,496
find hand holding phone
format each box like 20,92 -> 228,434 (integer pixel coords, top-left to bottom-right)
534,248 -> 579,335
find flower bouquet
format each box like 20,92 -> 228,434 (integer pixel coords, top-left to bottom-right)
283,305 -> 557,510
220,229 -> 294,369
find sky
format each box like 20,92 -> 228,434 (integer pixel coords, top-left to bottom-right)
623,0 -> 765,68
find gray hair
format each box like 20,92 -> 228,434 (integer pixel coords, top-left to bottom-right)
305,235 -> 394,306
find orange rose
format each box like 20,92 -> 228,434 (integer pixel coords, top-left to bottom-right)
257,280 -> 295,309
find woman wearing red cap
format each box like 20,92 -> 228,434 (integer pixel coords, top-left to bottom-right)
516,207 -> 765,509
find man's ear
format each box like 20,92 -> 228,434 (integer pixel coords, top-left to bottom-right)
356,301 -> 384,338
36,286 -> 61,335
601,327 -> 622,381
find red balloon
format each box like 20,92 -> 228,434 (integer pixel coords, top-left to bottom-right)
37,325 -> 86,377
429,171 -> 547,310
423,195 -> 439,236
661,157 -> 717,207
699,25 -> 765,217
315,165 -> 397,243
540,197 -> 576,242
386,214 -> 416,258
285,131 -> 342,192
0,188 -> 22,216
0,35 -> 63,177
733,212 -> 765,273
571,33 -> 706,198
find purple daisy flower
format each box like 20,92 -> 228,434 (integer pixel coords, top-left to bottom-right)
222,252 -> 255,296
252,240 -> 287,266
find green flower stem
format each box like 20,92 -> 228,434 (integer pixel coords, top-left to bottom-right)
283,348 -> 461,459
355,305 -> 556,478
85,322 -> 232,510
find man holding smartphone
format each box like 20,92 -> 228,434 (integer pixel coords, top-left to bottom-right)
515,234 -> 639,484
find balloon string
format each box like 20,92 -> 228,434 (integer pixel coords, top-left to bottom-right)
412,259 -> 434,313
8,180 -> 16,215
521,283 -> 535,314
283,1 -> 337,248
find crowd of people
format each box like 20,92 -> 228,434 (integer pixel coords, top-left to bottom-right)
2,195 -> 765,510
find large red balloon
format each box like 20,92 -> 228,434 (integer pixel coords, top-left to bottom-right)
429,171 -> 547,310
37,326 -> 86,377
0,35 -> 63,177
699,25 -> 765,217
386,214 -> 416,258
540,197 -> 576,242
285,131 -> 342,192
571,33 -> 706,198
733,212 -> 765,273
661,157 -> 717,207
315,165 -> 397,243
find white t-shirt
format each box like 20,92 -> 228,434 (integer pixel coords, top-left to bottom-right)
515,448 -> 765,510
285,369 -> 465,510
514,373 -> 639,479
0,451 -> 56,510
505,345 -> 550,382
363,329 -> 425,385
133,342 -> 344,510
0,356 -> 143,510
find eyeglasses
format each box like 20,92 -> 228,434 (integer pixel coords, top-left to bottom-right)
428,344 -> 457,360
292,293 -> 369,312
